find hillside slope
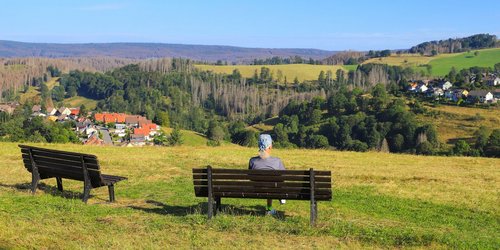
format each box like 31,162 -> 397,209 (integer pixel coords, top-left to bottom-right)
363,48 -> 500,76
0,142 -> 498,248
195,64 -> 347,82
0,40 -> 335,62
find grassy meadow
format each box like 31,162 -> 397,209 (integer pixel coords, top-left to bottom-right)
428,48 -> 500,76
195,64 -> 347,82
0,142 -> 498,249
417,105 -> 500,146
62,96 -> 99,110
363,48 -> 500,77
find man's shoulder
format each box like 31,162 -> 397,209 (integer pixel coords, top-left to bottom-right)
268,156 -> 283,162
249,156 -> 261,162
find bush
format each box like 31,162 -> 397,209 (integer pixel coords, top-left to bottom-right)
453,140 -> 471,156
306,135 -> 329,149
416,141 -> 434,155
346,140 -> 369,152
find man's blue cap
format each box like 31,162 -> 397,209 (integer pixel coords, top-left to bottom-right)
258,134 -> 273,151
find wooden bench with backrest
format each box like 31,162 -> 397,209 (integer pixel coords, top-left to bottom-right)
192,166 -> 332,225
19,144 -> 127,203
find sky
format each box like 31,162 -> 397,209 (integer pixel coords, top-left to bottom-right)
1,0 -> 499,51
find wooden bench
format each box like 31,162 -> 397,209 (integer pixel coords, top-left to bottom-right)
19,144 -> 127,203
192,166 -> 332,225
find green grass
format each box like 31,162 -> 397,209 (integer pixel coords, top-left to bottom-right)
363,48 -> 500,77
19,86 -> 41,104
195,64 -> 348,82
162,127 -> 209,146
63,96 -> 98,109
428,48 -> 500,76
45,77 -> 60,90
417,105 -> 500,146
0,142 -> 498,248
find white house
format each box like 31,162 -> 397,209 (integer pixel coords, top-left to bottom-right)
468,90 -> 493,103
417,84 -> 428,93
487,77 -> 500,86
440,81 -> 453,90
430,87 -> 444,97
58,107 -> 71,116
48,107 -> 58,116
85,127 -> 98,138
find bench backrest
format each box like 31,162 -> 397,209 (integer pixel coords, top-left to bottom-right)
193,167 -> 332,201
19,145 -> 104,188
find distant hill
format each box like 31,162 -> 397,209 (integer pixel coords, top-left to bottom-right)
0,40 -> 336,62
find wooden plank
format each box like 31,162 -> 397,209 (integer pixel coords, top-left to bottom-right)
193,180 -> 331,189
195,174 -> 331,183
195,186 -> 331,195
193,168 -> 331,177
23,160 -> 101,175
19,145 -> 97,158
21,149 -> 98,165
23,154 -> 100,170
212,192 -> 331,200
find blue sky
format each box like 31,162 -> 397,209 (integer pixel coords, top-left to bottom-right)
1,0 -> 499,50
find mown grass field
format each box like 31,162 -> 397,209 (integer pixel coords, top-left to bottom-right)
0,142 -> 498,249
62,95 -> 98,110
161,127 -> 209,146
417,105 -> 500,146
195,64 -> 347,82
18,86 -> 41,104
428,48 -> 500,76
363,48 -> 500,77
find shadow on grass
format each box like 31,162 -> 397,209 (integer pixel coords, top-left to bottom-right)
129,200 -> 287,219
0,182 -> 90,200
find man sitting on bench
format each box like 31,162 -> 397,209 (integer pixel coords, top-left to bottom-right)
248,134 -> 286,215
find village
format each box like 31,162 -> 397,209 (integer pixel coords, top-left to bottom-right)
2,104 -> 161,146
407,75 -> 500,104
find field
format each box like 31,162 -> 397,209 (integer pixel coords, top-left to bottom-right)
0,142 -> 498,249
19,86 -> 41,104
363,48 -> 500,76
62,96 -> 98,110
195,64 -> 347,82
428,48 -> 500,76
161,127 -> 209,146
45,77 -> 60,90
417,105 -> 500,146
363,53 -> 455,67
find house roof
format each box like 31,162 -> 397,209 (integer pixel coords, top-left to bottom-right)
58,107 -> 69,113
468,90 -> 491,96
134,127 -> 150,136
70,108 -> 80,116
126,115 -> 147,124
32,105 -> 41,112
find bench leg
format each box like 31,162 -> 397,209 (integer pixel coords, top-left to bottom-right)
31,168 -> 40,194
108,184 -> 115,202
310,200 -> 317,226
82,180 -> 91,203
56,177 -> 63,192
215,197 -> 221,214
208,195 -> 214,219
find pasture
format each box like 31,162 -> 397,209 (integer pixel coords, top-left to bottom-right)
0,142 -> 498,248
195,64 -> 347,82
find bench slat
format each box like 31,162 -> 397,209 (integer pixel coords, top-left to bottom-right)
193,168 -> 331,176
22,154 -> 100,170
22,158 -> 97,174
195,186 -> 331,195
21,148 -> 99,165
193,180 -> 331,189
20,145 -> 97,158
193,174 -> 331,183
195,191 -> 331,201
